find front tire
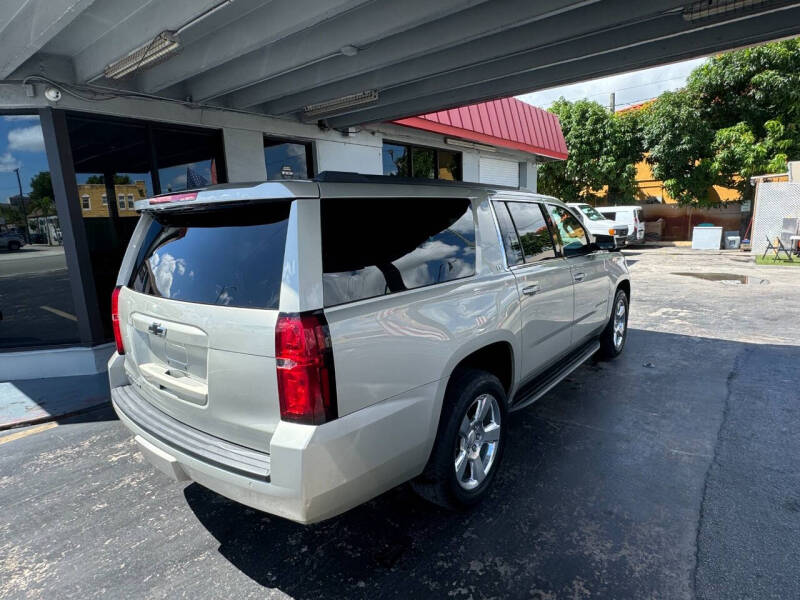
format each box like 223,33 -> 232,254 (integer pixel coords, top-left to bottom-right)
599,288 -> 628,360
412,369 -> 507,510
8,241 -> 20,251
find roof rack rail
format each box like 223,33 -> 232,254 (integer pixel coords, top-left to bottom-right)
313,171 -> 521,191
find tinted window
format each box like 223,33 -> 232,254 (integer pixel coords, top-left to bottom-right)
130,202 -> 291,308
600,210 -> 616,220
492,202 -> 523,266
321,198 -> 476,306
264,139 -> 312,180
546,204 -> 590,257
506,202 -> 556,263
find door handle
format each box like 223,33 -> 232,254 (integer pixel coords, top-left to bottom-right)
521,283 -> 541,296
573,272 -> 586,283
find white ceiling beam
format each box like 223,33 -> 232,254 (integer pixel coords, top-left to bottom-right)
71,0 -> 224,82
0,0 -> 95,78
326,4 -> 800,127
178,0 -> 491,102
137,0 -> 378,95
255,0 -> 687,115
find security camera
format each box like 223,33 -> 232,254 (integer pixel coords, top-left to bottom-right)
44,87 -> 62,102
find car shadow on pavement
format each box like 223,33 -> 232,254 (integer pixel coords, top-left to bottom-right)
183,329 -> 800,599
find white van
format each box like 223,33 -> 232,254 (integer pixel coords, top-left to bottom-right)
595,206 -> 645,243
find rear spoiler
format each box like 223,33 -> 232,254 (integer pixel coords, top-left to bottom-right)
134,181 -> 320,212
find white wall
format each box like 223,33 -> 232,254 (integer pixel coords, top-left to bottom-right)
314,138 -> 382,174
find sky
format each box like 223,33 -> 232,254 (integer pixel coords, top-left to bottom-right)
516,57 -> 708,111
0,115 -> 49,204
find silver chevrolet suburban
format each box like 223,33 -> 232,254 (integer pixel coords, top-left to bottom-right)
109,174 -> 630,524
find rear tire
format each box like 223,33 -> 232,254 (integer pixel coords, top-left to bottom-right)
412,368 -> 507,510
599,288 -> 628,360
8,241 -> 20,251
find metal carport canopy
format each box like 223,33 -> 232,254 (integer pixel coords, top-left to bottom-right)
3,0 -> 800,126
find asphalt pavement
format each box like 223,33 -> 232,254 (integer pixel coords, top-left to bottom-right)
1,248 -> 798,599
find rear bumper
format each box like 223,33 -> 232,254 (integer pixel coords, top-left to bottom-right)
109,355 -> 441,524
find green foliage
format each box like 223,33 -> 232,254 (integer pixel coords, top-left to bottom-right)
644,38 -> 800,205
539,99 -> 643,203
28,171 -> 53,202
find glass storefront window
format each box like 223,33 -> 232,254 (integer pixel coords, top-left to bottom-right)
382,141 -> 462,181
67,113 -> 224,342
264,138 -> 313,180
156,126 -> 222,192
0,114 -> 80,349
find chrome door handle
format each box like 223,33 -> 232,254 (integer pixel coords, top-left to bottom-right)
521,284 -> 541,296
573,272 -> 586,283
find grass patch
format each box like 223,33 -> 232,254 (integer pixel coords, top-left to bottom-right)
756,255 -> 800,266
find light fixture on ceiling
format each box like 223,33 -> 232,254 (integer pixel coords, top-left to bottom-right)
303,90 -> 379,119
682,0 -> 766,21
103,31 -> 180,79
445,137 -> 496,152
340,45 -> 359,57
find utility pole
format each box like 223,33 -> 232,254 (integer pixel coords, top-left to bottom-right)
13,167 -> 29,243
609,92 -> 616,113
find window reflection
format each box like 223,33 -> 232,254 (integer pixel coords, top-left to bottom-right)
264,139 -> 312,180
0,114 -> 79,349
506,202 -> 556,263
382,141 -> 462,181
321,198 -> 476,306
546,204 -> 590,256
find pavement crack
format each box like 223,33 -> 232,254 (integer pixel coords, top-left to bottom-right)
691,346 -> 748,600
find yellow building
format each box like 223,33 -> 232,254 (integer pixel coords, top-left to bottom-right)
632,157 -> 741,204
77,182 -> 147,218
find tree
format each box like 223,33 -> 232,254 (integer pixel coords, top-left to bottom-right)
538,99 -> 643,204
29,171 -> 53,203
643,39 -> 800,205
641,90 -> 717,205
84,174 -> 132,185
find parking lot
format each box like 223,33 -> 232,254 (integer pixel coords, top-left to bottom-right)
2,247 -> 798,599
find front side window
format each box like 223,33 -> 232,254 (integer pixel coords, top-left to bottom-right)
546,204 -> 590,257
321,198 -> 476,306
506,202 -> 556,263
130,202 -> 291,309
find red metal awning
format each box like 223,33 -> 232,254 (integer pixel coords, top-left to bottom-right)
393,97 -> 567,161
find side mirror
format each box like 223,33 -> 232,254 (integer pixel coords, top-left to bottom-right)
593,234 -> 619,251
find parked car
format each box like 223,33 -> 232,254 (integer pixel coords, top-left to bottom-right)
567,202 -> 629,248
595,205 -> 645,243
0,231 -> 25,251
109,175 -> 631,524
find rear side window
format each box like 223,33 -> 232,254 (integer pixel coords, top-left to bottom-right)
321,198 -> 476,307
129,202 -> 291,309
492,202 -> 524,266
600,210 -> 616,220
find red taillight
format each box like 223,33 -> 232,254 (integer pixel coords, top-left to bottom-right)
111,285 -> 125,355
275,312 -> 337,425
149,192 -> 198,205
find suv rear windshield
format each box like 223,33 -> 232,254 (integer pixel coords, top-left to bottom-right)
129,202 -> 291,309
321,198 -> 476,306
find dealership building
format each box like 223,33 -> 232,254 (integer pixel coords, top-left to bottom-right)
1,83 -> 566,378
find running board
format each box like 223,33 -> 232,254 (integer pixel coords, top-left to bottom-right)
509,340 -> 600,412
